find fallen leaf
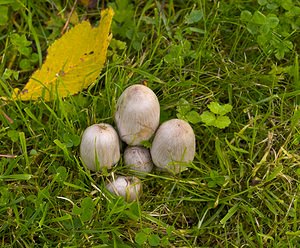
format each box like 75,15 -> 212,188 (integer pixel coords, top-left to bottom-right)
12,7 -> 114,101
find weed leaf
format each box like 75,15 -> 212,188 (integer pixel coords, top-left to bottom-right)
240,10 -> 252,22
135,232 -> 147,245
0,6 -> 9,25
200,111 -> 216,126
186,110 -> 202,124
177,98 -> 191,116
266,14 -> 279,28
258,0 -> 268,6
252,11 -> 266,25
214,115 -> 231,129
148,234 -> 160,246
184,10 -> 203,24
12,8 -> 114,101
208,102 -> 233,116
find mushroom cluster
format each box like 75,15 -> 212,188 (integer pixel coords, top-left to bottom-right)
79,84 -> 196,202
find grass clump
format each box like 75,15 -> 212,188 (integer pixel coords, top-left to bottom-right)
1,0 -> 300,247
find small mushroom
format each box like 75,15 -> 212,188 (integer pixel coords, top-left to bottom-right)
80,123 -> 120,171
150,119 -> 196,174
124,146 -> 153,175
115,84 -> 160,145
106,176 -> 142,202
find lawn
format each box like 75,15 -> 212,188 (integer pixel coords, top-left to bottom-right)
0,0 -> 300,247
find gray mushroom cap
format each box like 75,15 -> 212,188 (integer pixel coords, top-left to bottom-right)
80,123 -> 120,171
150,119 -> 196,174
115,84 -> 160,145
106,176 -> 142,202
124,146 -> 153,175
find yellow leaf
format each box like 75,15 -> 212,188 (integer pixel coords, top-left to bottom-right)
12,7 -> 114,101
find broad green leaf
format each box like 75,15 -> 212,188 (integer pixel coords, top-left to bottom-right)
3,69 -> 19,80
208,180 -> 217,188
12,8 -> 114,101
124,202 -> 140,221
0,6 -> 8,26
220,104 -> 232,115
29,149 -> 38,155
72,205 -> 82,215
200,111 -> 216,126
148,234 -> 160,247
291,7 -> 300,16
166,225 -> 175,236
214,115 -> 231,129
10,34 -> 32,48
177,98 -> 191,116
80,208 -> 93,222
207,102 -> 232,115
266,3 -> 279,10
142,228 -> 153,235
246,22 -> 260,35
186,110 -> 201,124
281,0 -> 293,10
259,24 -> 270,35
258,0 -> 267,5
7,130 -> 19,142
210,170 -> 220,180
275,40 -> 293,60
252,11 -> 266,25
75,197 -> 95,222
19,59 -> 32,70
56,166 -> 68,182
109,0 -> 134,38
63,133 -> 80,148
284,40 -> 293,50
257,34 -> 269,46
81,197 -> 94,209
266,14 -> 279,28
184,10 -> 203,24
135,232 -> 148,245
18,46 -> 32,57
240,10 -> 252,22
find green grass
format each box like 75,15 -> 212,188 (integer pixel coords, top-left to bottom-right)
1,0 -> 300,247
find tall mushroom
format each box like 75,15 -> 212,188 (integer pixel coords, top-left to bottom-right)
115,84 -> 160,145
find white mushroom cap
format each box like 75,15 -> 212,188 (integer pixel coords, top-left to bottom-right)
115,84 -> 160,145
124,146 -> 153,175
80,123 -> 120,171
106,176 -> 142,202
150,119 -> 196,174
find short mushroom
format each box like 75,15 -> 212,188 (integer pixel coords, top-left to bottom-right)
124,146 -> 153,175
106,175 -> 142,202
